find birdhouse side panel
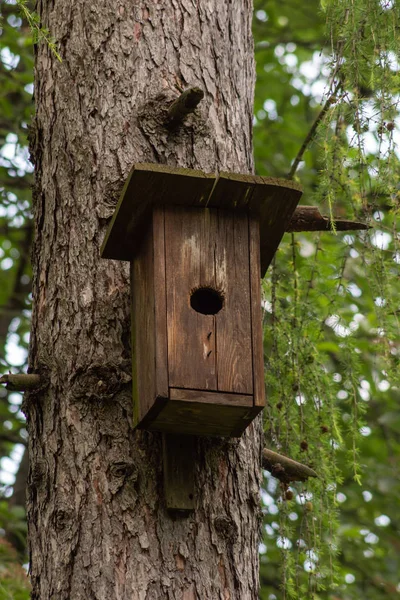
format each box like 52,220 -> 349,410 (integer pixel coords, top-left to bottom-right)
131,219 -> 168,426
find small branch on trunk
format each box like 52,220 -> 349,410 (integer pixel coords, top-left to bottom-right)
0,432 -> 27,447
167,87 -> 204,124
262,448 -> 318,483
287,205 -> 370,232
0,373 -> 41,391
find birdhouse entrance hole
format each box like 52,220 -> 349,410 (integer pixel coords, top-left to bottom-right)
190,287 -> 224,316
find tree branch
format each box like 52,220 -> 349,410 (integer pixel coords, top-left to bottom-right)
262,448 -> 318,483
0,431 -> 27,447
287,205 -> 370,232
167,87 -> 204,124
287,83 -> 340,180
0,373 -> 41,391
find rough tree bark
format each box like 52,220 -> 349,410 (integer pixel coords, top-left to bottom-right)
27,1 -> 262,598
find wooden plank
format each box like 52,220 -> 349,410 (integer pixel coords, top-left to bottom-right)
136,395 -> 168,430
101,164 -> 303,274
101,164 -> 215,261
163,434 -> 196,511
249,181 -> 302,276
130,225 -> 156,425
249,216 -> 266,407
152,206 -> 169,398
165,206 -> 217,391
170,387 -> 253,406
149,400 -> 262,437
131,263 -> 140,427
206,173 -> 255,209
206,172 -> 301,210
215,210 -> 253,394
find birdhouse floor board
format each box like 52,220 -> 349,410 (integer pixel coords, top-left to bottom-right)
139,398 -> 262,438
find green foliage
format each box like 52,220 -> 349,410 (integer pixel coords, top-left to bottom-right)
0,501 -> 29,599
254,0 -> 400,597
14,0 -> 61,61
0,3 -> 32,593
0,0 -> 61,62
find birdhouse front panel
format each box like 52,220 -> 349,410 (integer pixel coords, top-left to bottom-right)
101,164 -> 303,437
164,205 -> 253,395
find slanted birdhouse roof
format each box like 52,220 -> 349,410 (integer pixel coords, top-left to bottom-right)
101,163 -> 302,276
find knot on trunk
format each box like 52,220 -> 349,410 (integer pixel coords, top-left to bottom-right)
137,90 -> 209,163
108,460 -> 139,495
70,364 -> 131,403
214,515 -> 238,543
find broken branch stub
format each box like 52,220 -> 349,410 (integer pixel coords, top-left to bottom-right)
167,87 -> 205,123
287,206 -> 370,232
0,373 -> 41,391
262,448 -> 318,483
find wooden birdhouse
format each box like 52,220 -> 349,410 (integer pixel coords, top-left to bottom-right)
101,164 -> 302,438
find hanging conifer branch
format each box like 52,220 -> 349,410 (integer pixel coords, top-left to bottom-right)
287,83 -> 341,180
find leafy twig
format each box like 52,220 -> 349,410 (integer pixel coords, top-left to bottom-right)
16,0 -> 62,62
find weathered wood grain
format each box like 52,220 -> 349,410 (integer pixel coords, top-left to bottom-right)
249,216 -> 266,407
147,397 -> 261,438
131,226 -> 156,426
215,211 -> 253,394
152,207 -> 169,399
207,172 -> 255,209
250,182 -> 302,276
165,206 -> 253,394
101,164 -> 303,277
162,434 -> 196,511
101,165 -> 215,261
170,387 -> 253,406
165,206 -> 217,391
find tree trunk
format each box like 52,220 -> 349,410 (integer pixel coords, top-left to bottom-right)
27,2 -> 262,598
